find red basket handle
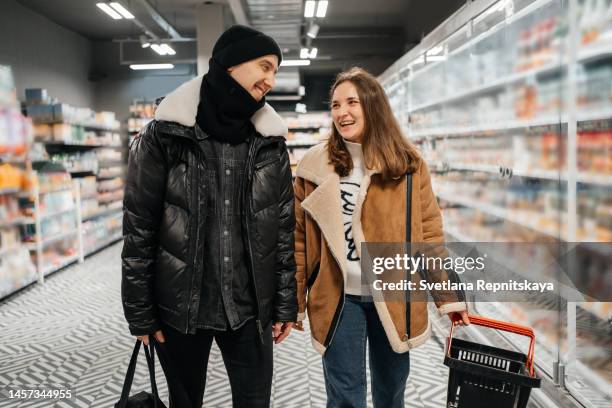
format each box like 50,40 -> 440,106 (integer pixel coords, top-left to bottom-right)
447,314 -> 536,377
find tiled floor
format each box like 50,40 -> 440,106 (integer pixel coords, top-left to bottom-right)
0,242 -> 459,407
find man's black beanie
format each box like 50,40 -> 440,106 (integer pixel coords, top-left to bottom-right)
212,25 -> 283,69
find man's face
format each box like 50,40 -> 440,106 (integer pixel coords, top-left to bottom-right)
227,55 -> 279,102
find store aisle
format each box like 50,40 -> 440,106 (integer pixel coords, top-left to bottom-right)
0,243 -> 452,408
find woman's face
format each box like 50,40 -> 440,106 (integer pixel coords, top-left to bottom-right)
331,81 -> 365,143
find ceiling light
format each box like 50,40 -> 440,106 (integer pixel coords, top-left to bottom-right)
281,60 -> 311,67
160,44 -> 176,55
130,64 -> 174,70
307,24 -> 320,39
96,3 -> 122,19
304,1 -> 316,18
300,48 -> 309,59
316,1 -> 328,18
140,35 -> 151,48
309,48 -> 318,59
151,44 -> 167,55
427,45 -> 444,56
109,2 -> 134,19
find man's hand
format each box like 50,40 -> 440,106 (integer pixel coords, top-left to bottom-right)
136,330 -> 165,346
448,310 -> 470,326
272,322 -> 294,344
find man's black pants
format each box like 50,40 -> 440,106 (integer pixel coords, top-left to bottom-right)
161,319 -> 273,408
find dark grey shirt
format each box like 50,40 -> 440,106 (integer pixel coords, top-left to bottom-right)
195,126 -> 255,331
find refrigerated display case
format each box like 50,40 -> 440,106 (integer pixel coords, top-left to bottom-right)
380,0 -> 611,406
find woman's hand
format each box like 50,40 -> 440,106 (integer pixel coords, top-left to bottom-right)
136,330 -> 165,346
273,322 -> 294,344
448,311 -> 470,326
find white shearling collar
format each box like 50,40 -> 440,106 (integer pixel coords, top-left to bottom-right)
154,75 -> 288,137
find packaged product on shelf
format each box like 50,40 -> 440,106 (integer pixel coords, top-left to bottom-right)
97,177 -> 123,192
0,107 -> 32,159
98,189 -> 124,205
129,101 -> 156,118
40,189 -> 75,215
25,90 -> 120,130
38,172 -> 72,194
0,194 -> 22,223
580,0 -> 609,45
52,123 -> 77,143
0,247 -> 37,299
0,225 -> 21,252
98,166 -> 123,179
24,88 -> 49,105
78,176 -> 98,197
0,164 -> 24,191
26,104 -> 55,124
96,148 -> 122,162
82,211 -> 122,255
0,65 -> 17,109
50,151 -> 98,173
34,241 -> 78,275
39,213 -> 77,238
81,198 -> 100,218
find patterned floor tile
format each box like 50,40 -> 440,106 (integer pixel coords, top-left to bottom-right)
0,242 -> 467,407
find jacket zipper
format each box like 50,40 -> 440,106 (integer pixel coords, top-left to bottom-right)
245,139 -> 264,345
185,146 -> 201,334
325,293 -> 345,349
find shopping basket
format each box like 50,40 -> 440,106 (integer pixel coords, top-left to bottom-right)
444,314 -> 541,408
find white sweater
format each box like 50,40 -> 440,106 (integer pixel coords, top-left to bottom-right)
340,141 -> 366,295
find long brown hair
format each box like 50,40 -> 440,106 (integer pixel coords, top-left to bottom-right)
327,67 -> 419,180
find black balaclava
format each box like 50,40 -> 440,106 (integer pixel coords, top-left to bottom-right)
195,25 -> 283,145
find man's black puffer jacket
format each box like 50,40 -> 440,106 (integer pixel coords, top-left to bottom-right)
121,76 -> 297,337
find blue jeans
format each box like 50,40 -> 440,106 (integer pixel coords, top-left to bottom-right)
323,295 -> 411,408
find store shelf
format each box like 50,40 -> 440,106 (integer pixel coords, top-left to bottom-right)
41,253 -> 79,277
21,207 -> 76,224
41,206 -> 76,220
38,121 -> 119,132
0,217 -> 28,229
82,205 -> 122,221
18,185 -> 73,199
410,108 -> 612,138
80,194 -> 98,200
0,274 -> 38,301
409,43 -> 612,113
25,229 -> 78,250
443,226 -> 476,243
97,174 -> 122,180
286,141 -> 320,148
97,185 -> 124,193
98,160 -> 124,167
0,245 -> 25,258
431,161 -> 612,187
436,191 -> 565,240
84,231 -> 122,257
288,126 -> 322,132
0,187 -> 20,195
98,197 -> 123,206
68,169 -> 96,175
43,141 -> 122,149
0,155 -> 27,164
